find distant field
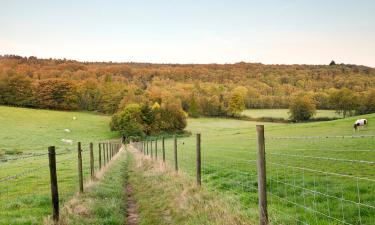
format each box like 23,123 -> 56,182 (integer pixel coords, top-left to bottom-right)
159,114 -> 375,224
0,106 -> 117,154
242,109 -> 342,119
0,106 -> 118,224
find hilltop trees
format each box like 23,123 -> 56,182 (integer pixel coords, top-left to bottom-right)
289,95 -> 317,121
1,55 -> 375,118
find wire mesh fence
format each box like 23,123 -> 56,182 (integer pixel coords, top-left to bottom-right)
0,140 -> 122,224
131,130 -> 375,225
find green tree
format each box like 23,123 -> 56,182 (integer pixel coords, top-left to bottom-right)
356,90 -> 375,115
110,104 -> 144,138
289,95 -> 316,122
188,95 -> 199,118
329,88 -> 358,117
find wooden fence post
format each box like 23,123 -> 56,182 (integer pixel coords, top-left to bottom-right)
48,146 -> 59,222
99,143 -> 102,169
77,142 -> 84,193
256,125 -> 268,225
155,138 -> 158,159
162,137 -> 165,163
151,139 -> 153,159
90,142 -> 94,181
174,135 -> 178,172
196,133 -> 201,186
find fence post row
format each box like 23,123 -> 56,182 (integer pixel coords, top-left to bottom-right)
174,135 -> 178,172
77,142 -> 84,193
48,146 -> 59,222
90,143 -> 94,181
196,133 -> 201,186
256,125 -> 268,225
99,143 -> 102,169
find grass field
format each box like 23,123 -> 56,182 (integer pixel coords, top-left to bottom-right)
1,105 -> 375,224
242,109 -> 342,120
0,106 -> 119,224
156,113 -> 375,224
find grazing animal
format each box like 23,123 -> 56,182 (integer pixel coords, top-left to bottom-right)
61,139 -> 73,145
354,119 -> 368,131
72,116 -> 77,120
64,128 -> 71,133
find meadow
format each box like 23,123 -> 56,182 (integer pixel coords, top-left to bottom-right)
242,109 -> 342,120
0,106 -> 118,224
1,105 -> 375,224
158,113 -> 375,224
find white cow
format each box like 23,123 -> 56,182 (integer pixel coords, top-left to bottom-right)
354,119 -> 368,131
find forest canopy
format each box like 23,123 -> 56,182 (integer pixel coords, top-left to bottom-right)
1,55 -> 375,118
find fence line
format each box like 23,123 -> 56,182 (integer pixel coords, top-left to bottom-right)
0,139 -> 122,223
130,127 -> 375,225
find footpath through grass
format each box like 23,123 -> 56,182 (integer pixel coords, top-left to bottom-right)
128,146 -> 252,225
61,150 -> 128,225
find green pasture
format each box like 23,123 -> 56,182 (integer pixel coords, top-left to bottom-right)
154,113 -> 375,224
242,109 -> 342,120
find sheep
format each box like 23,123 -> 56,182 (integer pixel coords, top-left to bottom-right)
64,129 -> 71,133
354,119 -> 368,131
61,139 -> 73,145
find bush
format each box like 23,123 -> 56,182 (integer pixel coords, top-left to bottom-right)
289,95 -> 316,122
110,101 -> 187,138
110,104 -> 144,139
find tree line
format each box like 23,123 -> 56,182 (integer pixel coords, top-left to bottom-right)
1,55 -> 375,120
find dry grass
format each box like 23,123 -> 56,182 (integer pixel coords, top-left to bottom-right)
128,145 -> 253,225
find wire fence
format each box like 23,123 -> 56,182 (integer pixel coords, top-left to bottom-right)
131,131 -> 375,225
0,140 -> 122,224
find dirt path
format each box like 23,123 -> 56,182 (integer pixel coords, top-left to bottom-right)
126,184 -> 139,225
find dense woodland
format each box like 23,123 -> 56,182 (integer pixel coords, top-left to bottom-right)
1,55 -> 375,120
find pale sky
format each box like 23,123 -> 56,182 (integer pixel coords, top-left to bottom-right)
1,0 -> 375,66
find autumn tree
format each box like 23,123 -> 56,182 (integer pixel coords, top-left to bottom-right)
289,95 -> 316,122
0,73 -> 35,107
227,88 -> 245,117
35,78 -> 77,110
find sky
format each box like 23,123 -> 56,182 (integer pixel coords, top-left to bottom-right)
1,0 -> 375,66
